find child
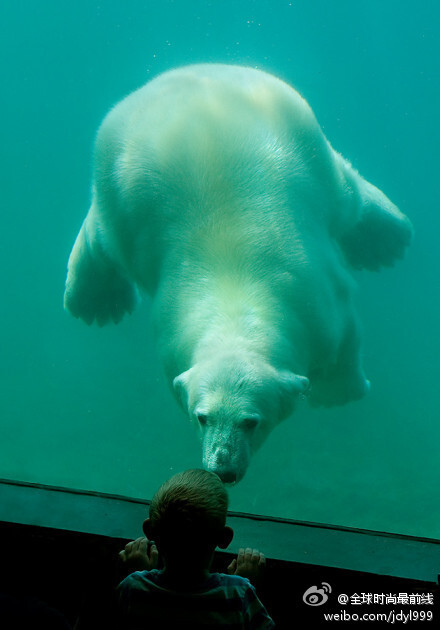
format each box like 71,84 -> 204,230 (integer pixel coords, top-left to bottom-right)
116,469 -> 275,628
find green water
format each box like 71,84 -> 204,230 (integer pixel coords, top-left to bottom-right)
1,0 -> 439,538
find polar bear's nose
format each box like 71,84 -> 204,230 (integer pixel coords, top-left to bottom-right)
217,469 -> 237,484
202,435 -> 248,483
205,460 -> 238,483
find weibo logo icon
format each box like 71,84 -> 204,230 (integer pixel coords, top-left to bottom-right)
302,582 -> 332,606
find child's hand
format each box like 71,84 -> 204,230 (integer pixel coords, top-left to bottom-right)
227,548 -> 266,585
119,537 -> 159,572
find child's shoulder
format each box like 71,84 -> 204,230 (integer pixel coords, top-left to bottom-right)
119,570 -> 254,597
209,572 -> 253,591
118,569 -> 163,590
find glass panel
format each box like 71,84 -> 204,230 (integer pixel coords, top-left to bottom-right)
1,1 -> 438,540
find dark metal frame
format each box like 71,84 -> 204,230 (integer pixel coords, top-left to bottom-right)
1,477 -> 439,583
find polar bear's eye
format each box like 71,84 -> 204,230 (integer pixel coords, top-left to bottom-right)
242,417 -> 259,431
197,414 -> 207,426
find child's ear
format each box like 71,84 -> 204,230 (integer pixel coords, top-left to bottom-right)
143,518 -> 154,539
217,526 -> 234,549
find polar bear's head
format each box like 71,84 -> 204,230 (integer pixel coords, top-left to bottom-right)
173,351 -> 309,483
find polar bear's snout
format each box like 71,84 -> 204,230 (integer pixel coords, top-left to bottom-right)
201,424 -> 251,484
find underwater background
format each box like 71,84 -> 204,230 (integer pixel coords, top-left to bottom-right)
1,0 -> 439,538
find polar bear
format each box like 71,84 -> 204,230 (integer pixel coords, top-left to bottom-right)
64,64 -> 412,483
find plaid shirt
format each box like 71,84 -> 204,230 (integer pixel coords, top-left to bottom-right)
116,569 -> 275,629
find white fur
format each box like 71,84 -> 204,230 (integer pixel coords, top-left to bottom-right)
65,64 -> 412,482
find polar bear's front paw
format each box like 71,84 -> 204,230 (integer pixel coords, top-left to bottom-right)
64,230 -> 138,326
340,205 -> 413,271
65,267 -> 138,326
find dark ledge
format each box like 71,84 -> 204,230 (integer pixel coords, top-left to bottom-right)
1,477 -> 439,583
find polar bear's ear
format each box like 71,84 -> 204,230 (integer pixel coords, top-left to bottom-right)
173,369 -> 193,408
278,370 -> 309,394
277,370 -> 309,401
276,370 -> 309,418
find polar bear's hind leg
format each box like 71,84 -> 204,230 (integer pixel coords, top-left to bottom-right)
307,314 -> 370,408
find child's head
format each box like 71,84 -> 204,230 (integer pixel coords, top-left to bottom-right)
143,469 -> 233,569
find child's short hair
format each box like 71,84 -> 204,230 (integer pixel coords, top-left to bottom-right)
149,469 -> 228,547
